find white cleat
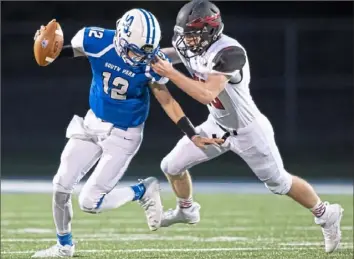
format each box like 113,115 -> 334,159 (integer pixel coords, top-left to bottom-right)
161,202 -> 201,227
32,243 -> 75,258
138,177 -> 163,231
314,202 -> 344,253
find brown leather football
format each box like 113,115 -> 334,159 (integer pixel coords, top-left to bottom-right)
33,19 -> 64,66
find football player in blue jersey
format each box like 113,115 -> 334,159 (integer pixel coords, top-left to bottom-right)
32,9 -> 224,258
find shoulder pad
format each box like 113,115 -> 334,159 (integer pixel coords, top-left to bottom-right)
212,46 -> 246,73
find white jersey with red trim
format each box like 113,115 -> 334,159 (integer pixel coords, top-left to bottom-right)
173,34 -> 261,131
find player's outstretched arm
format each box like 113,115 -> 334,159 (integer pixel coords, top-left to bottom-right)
151,46 -> 246,105
152,57 -> 228,105
149,82 -> 224,148
59,27 -> 87,59
161,47 -> 182,65
54,45 -> 76,59
170,72 -> 228,105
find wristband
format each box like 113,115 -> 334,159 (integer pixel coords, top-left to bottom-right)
177,116 -> 197,139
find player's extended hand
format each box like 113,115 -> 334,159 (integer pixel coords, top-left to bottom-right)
191,135 -> 224,149
151,55 -> 174,77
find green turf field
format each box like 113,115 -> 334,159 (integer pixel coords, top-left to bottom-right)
1,193 -> 353,259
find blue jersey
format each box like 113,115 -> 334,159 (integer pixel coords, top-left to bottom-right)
71,27 -> 169,130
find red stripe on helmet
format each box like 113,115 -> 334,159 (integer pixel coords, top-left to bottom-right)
187,13 -> 220,29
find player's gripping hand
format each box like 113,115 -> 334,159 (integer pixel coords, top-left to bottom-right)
191,135 -> 224,149
151,55 -> 175,77
33,19 -> 64,66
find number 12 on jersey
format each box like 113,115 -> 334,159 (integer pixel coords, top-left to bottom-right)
102,72 -> 129,100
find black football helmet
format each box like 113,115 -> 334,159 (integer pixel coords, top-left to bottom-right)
173,0 -> 224,60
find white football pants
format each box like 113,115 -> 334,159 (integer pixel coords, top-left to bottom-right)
161,114 -> 292,195
53,109 -> 143,199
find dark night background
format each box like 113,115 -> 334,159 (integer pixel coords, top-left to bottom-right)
1,1 -> 353,182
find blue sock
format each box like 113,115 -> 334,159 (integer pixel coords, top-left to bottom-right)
131,183 -> 146,201
57,233 -> 73,246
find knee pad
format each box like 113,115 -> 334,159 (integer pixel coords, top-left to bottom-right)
52,177 -> 74,194
264,171 -> 293,195
78,191 -> 104,214
160,156 -> 184,176
52,146 -> 82,194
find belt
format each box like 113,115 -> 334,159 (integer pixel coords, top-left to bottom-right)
212,123 -> 238,140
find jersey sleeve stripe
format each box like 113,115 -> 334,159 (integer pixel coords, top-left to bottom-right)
138,9 -> 151,45
85,44 -> 114,58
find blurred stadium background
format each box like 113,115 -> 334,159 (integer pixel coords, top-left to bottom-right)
1,1 -> 353,184
1,2 -> 353,258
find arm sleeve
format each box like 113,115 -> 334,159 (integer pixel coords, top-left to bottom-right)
70,28 -> 86,57
211,46 -> 246,76
56,45 -> 75,59
54,28 -> 86,60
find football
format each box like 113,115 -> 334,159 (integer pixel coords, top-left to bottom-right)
33,19 -> 64,66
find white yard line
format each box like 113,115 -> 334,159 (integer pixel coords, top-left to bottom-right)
0,248 -> 265,255
1,246 -> 353,255
280,242 -> 353,247
292,226 -> 353,231
3,228 -> 54,234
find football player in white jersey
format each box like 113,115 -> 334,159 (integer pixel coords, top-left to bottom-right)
152,0 -> 344,253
